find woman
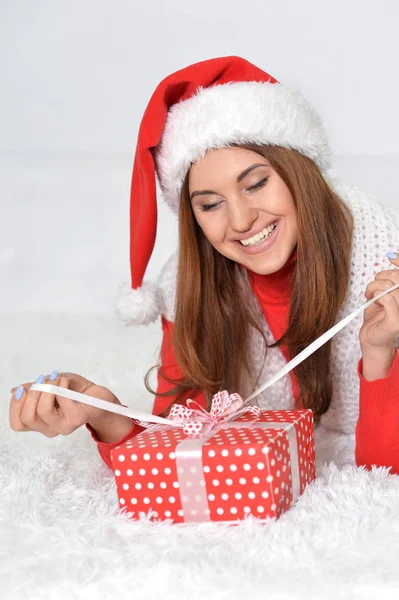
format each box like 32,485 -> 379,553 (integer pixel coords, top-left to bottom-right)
9,56 -> 399,474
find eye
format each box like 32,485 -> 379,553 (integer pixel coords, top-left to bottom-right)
200,201 -> 221,212
247,177 -> 269,192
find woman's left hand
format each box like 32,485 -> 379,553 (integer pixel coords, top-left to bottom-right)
360,253 -> 399,352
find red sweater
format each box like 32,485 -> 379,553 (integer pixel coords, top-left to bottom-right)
87,250 -> 399,474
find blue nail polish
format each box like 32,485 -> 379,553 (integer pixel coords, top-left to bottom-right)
386,252 -> 398,259
49,370 -> 58,380
15,386 -> 24,400
35,374 -> 45,383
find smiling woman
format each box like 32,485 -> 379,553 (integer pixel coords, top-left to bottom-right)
84,56 -> 399,475
146,142 -> 353,426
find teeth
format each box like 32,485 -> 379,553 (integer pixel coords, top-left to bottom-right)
240,222 -> 277,246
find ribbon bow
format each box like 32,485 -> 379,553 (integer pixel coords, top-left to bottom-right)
168,390 -> 260,435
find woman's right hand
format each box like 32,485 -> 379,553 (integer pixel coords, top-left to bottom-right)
9,371 -> 121,438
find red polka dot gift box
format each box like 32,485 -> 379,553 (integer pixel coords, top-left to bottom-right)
110,392 -> 315,524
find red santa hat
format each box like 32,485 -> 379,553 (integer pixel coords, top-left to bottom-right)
113,55 -> 332,326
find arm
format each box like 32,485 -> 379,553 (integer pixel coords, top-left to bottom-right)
355,348 -> 399,474
86,315 -> 206,469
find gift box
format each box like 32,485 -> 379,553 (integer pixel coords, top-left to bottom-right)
111,406 -> 315,524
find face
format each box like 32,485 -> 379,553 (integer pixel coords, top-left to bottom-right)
188,147 -> 298,274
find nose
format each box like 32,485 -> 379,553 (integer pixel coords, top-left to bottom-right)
228,201 -> 258,234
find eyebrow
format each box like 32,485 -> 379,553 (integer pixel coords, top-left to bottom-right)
190,163 -> 270,201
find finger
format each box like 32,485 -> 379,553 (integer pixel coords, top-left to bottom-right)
37,375 -> 80,436
371,288 -> 399,329
9,385 -> 32,432
36,373 -> 67,431
375,269 -> 399,284
365,280 -> 399,305
53,379 -> 88,431
20,375 -> 60,438
386,251 -> 399,267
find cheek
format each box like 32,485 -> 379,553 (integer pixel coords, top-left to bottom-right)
197,215 -> 226,243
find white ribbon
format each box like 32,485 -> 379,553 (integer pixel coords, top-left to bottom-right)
29,281 -> 399,421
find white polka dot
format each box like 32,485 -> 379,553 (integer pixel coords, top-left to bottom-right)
261,447 -> 270,454
208,450 -> 216,458
143,498 -> 150,505
169,452 -> 176,459
152,468 -> 159,475
234,449 -> 243,456
148,482 -> 155,490
177,509 -> 184,517
115,470 -> 121,476
156,453 -> 163,460
266,475 -> 273,482
139,468 -> 146,476
120,498 -> 125,504
270,459 -> 275,466
169,496 -> 176,504
127,469 -> 133,476
144,453 -> 151,461
156,497 -> 163,504
164,468 -> 171,475
276,470 -> 281,477
160,482 -> 167,489
248,492 -> 256,499
243,463 -> 251,471
131,454 -> 138,461
216,465 -> 224,472
239,478 -> 247,485
261,491 -> 269,499
135,483 -> 142,490
230,464 -> 237,472
130,498 -> 137,504
257,506 -> 264,513
221,449 -> 229,457
274,487 -> 279,494
204,465 -> 211,473
230,507 -> 238,514
257,462 -> 265,470
172,481 -> 179,488
252,477 -> 260,484
248,448 -> 256,456
208,494 -> 215,501
212,479 -> 220,486
217,508 -> 224,515
243,506 -> 251,513
271,504 -> 277,511
122,483 -> 129,490
118,454 -> 125,462
226,478 -> 233,486
235,493 -> 242,501
221,493 -> 229,500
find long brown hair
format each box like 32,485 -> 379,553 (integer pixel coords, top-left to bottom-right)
145,144 -> 354,424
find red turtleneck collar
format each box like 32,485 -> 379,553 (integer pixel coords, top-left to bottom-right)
243,246 -> 298,306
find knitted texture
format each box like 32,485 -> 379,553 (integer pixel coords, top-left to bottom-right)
157,178 -> 399,434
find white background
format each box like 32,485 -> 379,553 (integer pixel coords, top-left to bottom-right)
1,0 -> 398,314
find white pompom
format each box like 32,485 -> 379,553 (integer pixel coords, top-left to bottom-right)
112,281 -> 160,326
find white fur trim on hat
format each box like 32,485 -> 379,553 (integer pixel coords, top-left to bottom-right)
155,81 -> 332,214
112,281 -> 160,326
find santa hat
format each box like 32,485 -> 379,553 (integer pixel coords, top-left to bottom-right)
113,55 -> 332,326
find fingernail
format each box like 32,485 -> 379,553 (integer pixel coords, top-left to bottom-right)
35,374 -> 45,383
49,370 -> 58,380
14,386 -> 24,400
386,252 -> 398,259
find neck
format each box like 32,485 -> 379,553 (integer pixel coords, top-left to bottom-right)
243,246 -> 298,302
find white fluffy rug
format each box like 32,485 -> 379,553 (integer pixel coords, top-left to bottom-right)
2,313 -> 399,600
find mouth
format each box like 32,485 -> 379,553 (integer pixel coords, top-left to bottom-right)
232,219 -> 281,255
